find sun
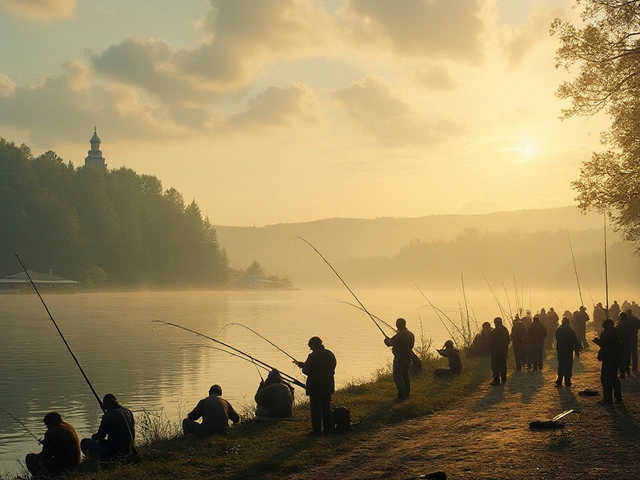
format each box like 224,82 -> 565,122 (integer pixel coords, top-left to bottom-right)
514,141 -> 537,162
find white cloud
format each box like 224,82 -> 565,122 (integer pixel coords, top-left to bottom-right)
0,0 -> 76,22
0,73 -> 16,97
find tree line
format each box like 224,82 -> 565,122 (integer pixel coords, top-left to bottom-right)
0,138 -> 230,288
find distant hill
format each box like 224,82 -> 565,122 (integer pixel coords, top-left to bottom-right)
215,207 -> 612,285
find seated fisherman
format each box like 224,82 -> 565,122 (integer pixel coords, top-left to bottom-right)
255,369 -> 295,419
81,393 -> 135,461
434,340 -> 462,376
183,384 -> 240,436
25,412 -> 80,476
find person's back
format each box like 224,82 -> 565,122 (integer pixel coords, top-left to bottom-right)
555,323 -> 579,353
527,319 -> 547,345
489,323 -> 510,355
27,413 -> 80,476
510,321 -> 527,345
99,405 -> 135,456
303,345 -> 337,396
188,393 -> 239,434
255,382 -> 294,418
386,328 -> 415,359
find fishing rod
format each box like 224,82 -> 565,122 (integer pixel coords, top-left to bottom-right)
474,260 -> 508,320
566,230 -> 584,307
546,289 -> 565,312
152,319 -> 305,388
604,213 -> 610,318
296,237 -> 388,338
216,323 -> 299,363
14,252 -> 105,413
0,408 -> 42,444
409,279 -> 463,340
501,282 -> 514,325
179,344 -> 266,381
338,301 -> 397,333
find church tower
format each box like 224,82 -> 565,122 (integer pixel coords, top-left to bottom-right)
84,127 -> 107,169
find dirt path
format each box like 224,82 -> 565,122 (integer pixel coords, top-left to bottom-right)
288,348 -> 640,479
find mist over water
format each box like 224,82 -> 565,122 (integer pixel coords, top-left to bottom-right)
0,287 -> 631,474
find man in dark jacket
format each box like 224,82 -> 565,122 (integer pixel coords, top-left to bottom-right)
81,394 -> 135,461
25,412 -> 80,476
527,316 -> 547,370
572,306 -> 590,350
489,317 -> 510,385
255,369 -> 294,419
435,340 -> 462,376
295,336 -> 337,435
510,315 -> 527,371
467,321 -> 492,358
593,319 -> 623,404
182,384 -> 240,436
384,318 -> 415,400
555,317 -> 582,386
626,309 -> 640,372
616,311 -> 633,378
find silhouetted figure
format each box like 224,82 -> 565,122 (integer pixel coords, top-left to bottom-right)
510,315 -> 527,371
626,309 -> 640,372
609,300 -> 621,322
548,307 -> 560,348
467,321 -> 492,358
489,317 -> 510,385
435,340 -> 462,377
81,394 -> 135,461
522,310 -> 532,330
616,312 -> 633,379
255,369 -> 294,419
538,308 -> 553,352
593,302 -> 607,327
631,301 -> 640,318
527,316 -> 547,370
555,317 -> 582,386
183,384 -> 239,436
384,318 -> 415,400
572,306 -> 590,350
26,412 -> 80,477
295,336 -> 337,435
593,319 -> 622,404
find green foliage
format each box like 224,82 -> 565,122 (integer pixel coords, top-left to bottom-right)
0,138 -> 230,287
552,1 -> 640,245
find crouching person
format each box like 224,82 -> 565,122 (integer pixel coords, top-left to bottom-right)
26,412 -> 80,477
81,393 -> 136,461
255,369 -> 294,419
183,384 -> 240,436
434,340 -> 462,377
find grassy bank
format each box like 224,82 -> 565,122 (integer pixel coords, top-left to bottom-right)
10,354 -> 490,480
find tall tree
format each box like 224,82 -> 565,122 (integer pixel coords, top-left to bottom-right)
552,1 -> 640,244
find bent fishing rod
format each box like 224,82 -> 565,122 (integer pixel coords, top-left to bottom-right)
14,252 -> 105,413
566,230 -> 584,307
409,279 -> 461,343
296,237 -> 388,338
339,301 -> 397,334
0,407 -> 42,444
178,344 -> 266,381
152,319 -> 305,389
216,323 -> 299,363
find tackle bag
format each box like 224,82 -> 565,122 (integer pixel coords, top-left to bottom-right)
332,406 -> 351,433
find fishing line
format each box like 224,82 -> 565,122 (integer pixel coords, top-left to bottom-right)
152,319 -> 305,388
295,237 -> 388,338
409,279 -> 461,342
566,229 -> 584,307
0,407 -> 42,444
338,301 -> 397,334
216,323 -> 299,363
14,252 -> 105,413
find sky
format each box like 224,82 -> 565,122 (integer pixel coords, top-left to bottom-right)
0,0 -> 609,227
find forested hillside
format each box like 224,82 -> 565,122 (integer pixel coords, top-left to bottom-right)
0,138 -> 229,287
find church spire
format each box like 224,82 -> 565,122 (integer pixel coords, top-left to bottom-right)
85,127 -> 107,169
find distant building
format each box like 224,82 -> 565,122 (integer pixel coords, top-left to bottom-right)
0,270 -> 80,293
84,127 -> 107,169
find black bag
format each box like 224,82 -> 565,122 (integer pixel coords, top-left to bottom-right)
332,406 -> 351,433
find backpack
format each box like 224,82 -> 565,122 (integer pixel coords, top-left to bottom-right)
332,406 -> 351,433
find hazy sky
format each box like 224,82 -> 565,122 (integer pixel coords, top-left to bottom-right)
0,0 -> 607,226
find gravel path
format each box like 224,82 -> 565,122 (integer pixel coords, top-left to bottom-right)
288,347 -> 640,479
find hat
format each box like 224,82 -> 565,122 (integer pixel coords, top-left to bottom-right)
308,336 -> 323,349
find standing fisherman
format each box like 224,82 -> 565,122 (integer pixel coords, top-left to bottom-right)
25,412 -> 80,477
572,306 -> 590,350
384,318 -> 415,400
626,309 -> 640,372
295,337 -> 337,435
489,317 -> 510,385
593,319 -> 623,405
555,317 -> 582,387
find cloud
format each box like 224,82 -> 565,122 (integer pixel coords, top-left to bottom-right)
225,83 -> 319,134
0,62 -> 179,146
415,65 -> 457,91
0,73 -> 16,97
343,0 -> 485,65
0,0 -> 76,22
332,76 -> 466,147
91,0 -> 331,105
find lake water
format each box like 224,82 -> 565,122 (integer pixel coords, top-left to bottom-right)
0,287 -> 621,475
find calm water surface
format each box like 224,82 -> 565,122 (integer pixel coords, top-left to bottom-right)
0,287 -> 612,474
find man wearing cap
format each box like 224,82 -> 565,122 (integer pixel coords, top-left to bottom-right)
593,319 -> 623,404
183,384 -> 240,435
81,393 -> 135,460
295,336 -> 337,435
384,318 -> 416,400
434,340 -> 462,377
489,317 -> 510,385
255,369 -> 295,419
25,412 -> 80,476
